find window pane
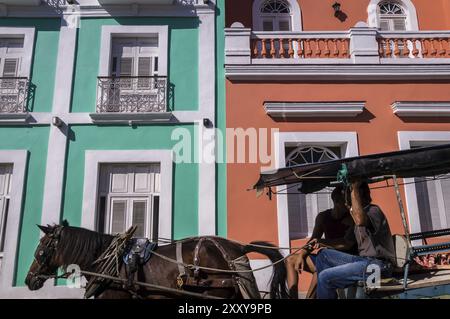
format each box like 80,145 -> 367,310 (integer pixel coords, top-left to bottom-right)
393,18 -> 406,31
0,198 -> 9,252
380,19 -> 390,31
152,196 -> 160,241
111,201 -> 127,234
262,20 -> 274,31
119,57 -> 133,76
279,20 -> 290,31
97,196 -> 106,234
132,200 -> 147,238
442,177 -> 450,227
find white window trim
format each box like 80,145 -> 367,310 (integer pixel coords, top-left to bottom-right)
252,0 -> 302,31
398,131 -> 450,234
81,150 -> 173,241
367,0 -> 419,31
0,27 -> 35,78
0,150 -> 28,290
98,25 -> 168,77
273,132 -> 359,252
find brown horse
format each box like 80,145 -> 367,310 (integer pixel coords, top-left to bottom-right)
25,222 -> 288,299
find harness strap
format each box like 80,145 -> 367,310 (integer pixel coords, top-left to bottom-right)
176,241 -> 186,289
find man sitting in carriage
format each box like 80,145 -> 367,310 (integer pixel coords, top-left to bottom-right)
313,180 -> 396,299
286,185 -> 357,299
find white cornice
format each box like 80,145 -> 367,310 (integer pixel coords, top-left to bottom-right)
1,3 -> 212,18
264,102 -> 365,118
392,102 -> 450,117
226,64 -> 450,81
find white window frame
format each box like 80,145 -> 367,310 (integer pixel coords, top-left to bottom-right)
398,131 -> 450,234
252,0 -> 302,32
81,150 -> 173,241
273,132 -> 359,252
367,0 -> 419,31
98,25 -> 168,77
99,163 -> 161,239
0,150 -> 27,290
0,28 -> 35,78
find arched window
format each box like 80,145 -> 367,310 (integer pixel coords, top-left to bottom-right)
367,0 -> 419,31
286,146 -> 341,239
260,0 -> 291,31
378,1 -> 407,31
253,0 -> 302,31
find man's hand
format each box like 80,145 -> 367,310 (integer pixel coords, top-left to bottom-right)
308,238 -> 320,250
294,249 -> 308,273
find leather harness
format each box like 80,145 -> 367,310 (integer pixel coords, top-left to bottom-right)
176,237 -> 239,293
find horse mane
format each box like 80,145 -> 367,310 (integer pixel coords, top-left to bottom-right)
57,226 -> 114,269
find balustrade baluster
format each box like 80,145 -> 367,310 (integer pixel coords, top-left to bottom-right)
324,39 -> 330,57
420,39 -> 428,57
384,39 -> 392,57
253,39 -> 259,58
279,39 -> 285,58
402,39 -> 410,57
393,39 -> 400,57
342,39 -> 349,57
297,39 -> 304,58
438,38 -> 446,57
411,39 -> 419,57
430,38 -> 437,56
315,39 -> 321,57
305,39 -> 312,58
288,39 -> 294,58
332,39 -> 339,57
270,38 -> 276,58
261,39 -> 267,58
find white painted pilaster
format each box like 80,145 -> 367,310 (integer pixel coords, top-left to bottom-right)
197,6 -> 216,235
40,17 -> 77,226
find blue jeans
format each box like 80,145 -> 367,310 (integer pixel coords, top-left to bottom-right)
314,249 -> 387,299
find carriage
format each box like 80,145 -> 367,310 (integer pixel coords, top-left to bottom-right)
253,143 -> 450,299
26,144 -> 450,299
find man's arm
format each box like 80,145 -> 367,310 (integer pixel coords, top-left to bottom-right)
349,180 -> 368,226
310,212 -> 325,241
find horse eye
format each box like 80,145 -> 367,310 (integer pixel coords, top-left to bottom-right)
39,251 -> 44,256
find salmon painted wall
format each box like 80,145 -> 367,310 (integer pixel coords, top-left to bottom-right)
226,0 -> 450,30
226,81 -> 450,290
226,81 -> 450,241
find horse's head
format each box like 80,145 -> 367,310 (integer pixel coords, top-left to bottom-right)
25,221 -> 68,290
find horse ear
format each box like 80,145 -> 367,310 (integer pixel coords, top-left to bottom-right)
37,224 -> 52,234
61,219 -> 69,227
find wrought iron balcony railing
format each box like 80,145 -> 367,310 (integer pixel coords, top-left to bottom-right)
96,76 -> 167,114
0,77 -> 29,114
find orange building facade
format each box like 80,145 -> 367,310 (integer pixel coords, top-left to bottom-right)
225,0 -> 450,293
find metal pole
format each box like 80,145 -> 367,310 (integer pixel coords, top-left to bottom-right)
392,175 -> 412,290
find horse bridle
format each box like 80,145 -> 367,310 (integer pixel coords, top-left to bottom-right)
28,225 -> 65,281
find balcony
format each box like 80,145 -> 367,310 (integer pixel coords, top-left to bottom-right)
0,77 -> 30,124
91,76 -> 171,124
225,22 -> 450,81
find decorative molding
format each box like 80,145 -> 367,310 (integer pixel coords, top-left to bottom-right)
0,27 -> 35,78
0,150 -> 28,292
398,131 -> 450,236
81,150 -> 173,241
226,64 -> 450,81
273,132 -> 359,252
392,102 -> 450,117
367,0 -> 419,31
99,25 -> 169,77
89,112 -> 173,124
0,113 -> 30,124
264,102 -> 365,118
252,0 -> 302,31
